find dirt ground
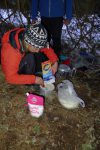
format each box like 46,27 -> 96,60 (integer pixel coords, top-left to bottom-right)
0,65 -> 100,150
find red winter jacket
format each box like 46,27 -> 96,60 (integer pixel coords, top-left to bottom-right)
1,28 -> 58,85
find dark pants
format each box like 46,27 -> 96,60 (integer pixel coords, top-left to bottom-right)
41,17 -> 63,57
18,52 -> 48,77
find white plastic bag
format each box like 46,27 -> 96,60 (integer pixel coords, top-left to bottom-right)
57,80 -> 85,109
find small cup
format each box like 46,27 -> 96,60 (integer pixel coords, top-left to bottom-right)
40,83 -> 55,96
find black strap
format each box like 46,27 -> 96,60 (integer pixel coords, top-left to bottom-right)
9,29 -> 24,52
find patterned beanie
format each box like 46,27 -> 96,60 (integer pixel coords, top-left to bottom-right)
24,22 -> 48,49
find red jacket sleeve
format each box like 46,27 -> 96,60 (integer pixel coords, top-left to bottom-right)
40,47 -> 59,63
1,43 -> 36,85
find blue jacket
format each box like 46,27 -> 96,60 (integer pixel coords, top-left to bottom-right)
31,0 -> 73,20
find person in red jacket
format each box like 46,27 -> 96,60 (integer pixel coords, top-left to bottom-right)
1,23 -> 58,86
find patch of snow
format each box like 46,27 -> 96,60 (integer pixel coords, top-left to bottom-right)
0,9 -> 27,26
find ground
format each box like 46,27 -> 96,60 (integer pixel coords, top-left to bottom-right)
0,66 -> 100,150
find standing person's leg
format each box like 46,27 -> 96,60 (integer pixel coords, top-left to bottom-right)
50,17 -> 63,57
41,17 -> 51,44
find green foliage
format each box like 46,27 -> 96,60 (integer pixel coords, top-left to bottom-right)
82,144 -> 95,150
74,0 -> 100,17
33,124 -> 41,135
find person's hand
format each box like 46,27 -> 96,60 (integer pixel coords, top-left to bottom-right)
63,19 -> 70,25
51,61 -> 58,75
35,76 -> 44,86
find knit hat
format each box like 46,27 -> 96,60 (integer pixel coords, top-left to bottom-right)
24,22 -> 48,49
